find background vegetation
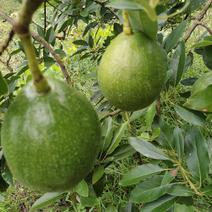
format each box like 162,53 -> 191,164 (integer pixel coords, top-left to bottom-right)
0,0 -> 211,211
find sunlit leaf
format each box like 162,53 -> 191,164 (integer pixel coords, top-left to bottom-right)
120,164 -> 164,186
130,137 -> 170,160
107,122 -> 128,155
30,192 -> 64,212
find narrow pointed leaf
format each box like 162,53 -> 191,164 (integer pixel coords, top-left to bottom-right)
201,185 -> 212,197
74,180 -> 89,197
130,137 -> 170,160
107,122 -> 128,155
92,166 -> 105,185
173,127 -> 184,160
184,72 -> 212,112
120,164 -> 164,186
168,41 -> 185,86
168,184 -> 194,197
0,72 -> 8,96
30,192 -> 64,212
142,195 -> 176,212
174,203 -> 195,212
175,105 -> 205,126
128,10 -> 157,40
163,21 -> 187,52
145,101 -> 157,131
161,171 -> 176,185
185,127 -> 209,182
108,0 -> 157,21
130,176 -> 171,203
101,117 -> 114,152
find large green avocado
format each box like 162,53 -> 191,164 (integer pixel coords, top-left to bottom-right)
98,32 -> 167,111
1,78 -> 101,192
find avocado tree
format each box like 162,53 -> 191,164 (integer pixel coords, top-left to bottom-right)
0,0 -> 211,211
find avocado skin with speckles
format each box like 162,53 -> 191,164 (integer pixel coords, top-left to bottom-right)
98,32 -> 167,111
1,78 -> 101,192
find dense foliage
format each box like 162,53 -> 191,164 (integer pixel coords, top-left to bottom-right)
0,0 -> 211,211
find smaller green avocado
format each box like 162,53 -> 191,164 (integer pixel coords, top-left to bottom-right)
98,32 -> 167,111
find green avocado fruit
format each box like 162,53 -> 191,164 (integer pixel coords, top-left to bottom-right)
1,78 -> 101,192
98,32 -> 167,111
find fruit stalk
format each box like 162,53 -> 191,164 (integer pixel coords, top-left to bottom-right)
14,0 -> 50,93
123,10 -> 132,35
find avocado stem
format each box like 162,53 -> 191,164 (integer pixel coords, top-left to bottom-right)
123,10 -> 133,35
14,0 -> 50,94
20,34 -> 50,93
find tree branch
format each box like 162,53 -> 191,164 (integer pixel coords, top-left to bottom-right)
0,29 -> 14,56
0,58 -> 13,72
0,9 -> 72,85
184,0 -> 212,42
100,109 -> 121,120
196,21 -> 212,35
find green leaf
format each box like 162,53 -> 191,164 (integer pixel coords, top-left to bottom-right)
184,72 -> 212,112
130,176 -> 171,203
108,0 -> 157,21
88,34 -> 94,48
128,10 -> 157,40
120,163 -> 164,186
0,194 -> 4,202
129,108 -> 147,122
202,45 -> 212,70
186,0 -> 207,13
29,192 -> 64,212
101,117 -> 114,152
185,127 -> 209,182
142,195 -> 176,212
173,127 -> 184,160
105,205 -> 118,212
0,72 -> 8,96
184,52 -> 194,72
173,203 -> 195,212
120,202 -> 139,212
80,185 -> 98,207
145,101 -> 157,131
175,105 -> 205,126
112,144 -> 136,161
73,40 -> 88,46
201,185 -> 212,197
107,122 -> 128,155
163,21 -> 187,52
73,180 -> 89,197
193,36 -> 212,48
161,171 -> 176,185
167,41 -> 185,86
157,120 -> 174,148
208,138 -> 212,175
130,137 -> 170,160
168,184 -> 194,197
92,166 -> 105,185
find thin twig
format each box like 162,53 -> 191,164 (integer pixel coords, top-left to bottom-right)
0,9 -> 72,85
0,30 -> 14,56
31,32 -> 72,84
0,58 -> 13,72
196,21 -> 212,35
100,109 -> 121,120
184,0 -> 212,42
